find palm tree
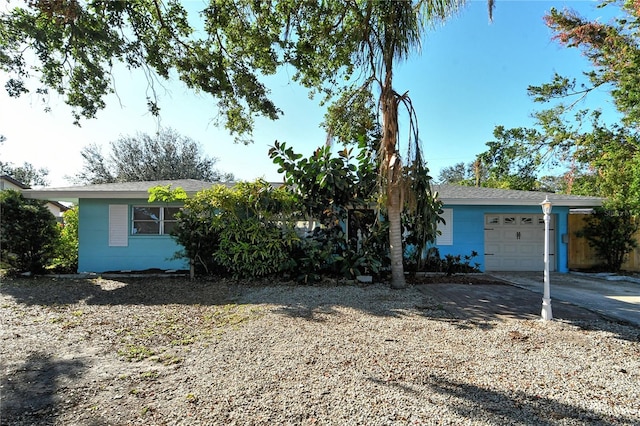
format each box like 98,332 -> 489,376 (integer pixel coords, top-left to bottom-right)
343,0 -> 494,288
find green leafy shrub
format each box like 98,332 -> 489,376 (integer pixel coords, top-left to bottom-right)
164,180 -> 301,279
215,218 -> 299,278
169,187 -> 225,276
577,206 -> 639,272
50,207 -> 79,273
210,181 -> 300,278
270,140 -> 390,281
0,190 -> 59,274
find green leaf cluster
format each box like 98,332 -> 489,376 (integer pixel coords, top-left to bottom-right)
269,140 -> 377,228
75,128 -> 233,184
577,207 -> 639,272
50,206 -> 79,273
0,190 -> 59,274
167,180 -> 300,279
148,185 -> 187,203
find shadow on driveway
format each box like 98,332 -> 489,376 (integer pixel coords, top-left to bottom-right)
416,282 -> 605,325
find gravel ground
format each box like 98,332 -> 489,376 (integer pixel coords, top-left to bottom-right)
1,276 -> 639,425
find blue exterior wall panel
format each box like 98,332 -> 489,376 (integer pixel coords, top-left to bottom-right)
75,198 -> 571,274
434,205 -> 570,273
78,198 -> 188,273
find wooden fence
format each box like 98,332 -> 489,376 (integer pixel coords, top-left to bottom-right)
568,214 -> 640,272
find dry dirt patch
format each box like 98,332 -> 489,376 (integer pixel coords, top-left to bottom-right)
1,276 -> 639,425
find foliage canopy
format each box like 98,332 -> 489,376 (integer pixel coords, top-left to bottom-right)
75,128 -> 233,184
0,189 -> 59,274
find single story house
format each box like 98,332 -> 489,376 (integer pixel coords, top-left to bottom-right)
23,180 -> 603,274
24,179 -> 217,273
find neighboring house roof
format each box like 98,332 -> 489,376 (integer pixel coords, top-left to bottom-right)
433,184 -> 603,208
2,175 -> 70,215
23,179 -> 229,202
0,174 -> 30,190
47,200 -> 70,212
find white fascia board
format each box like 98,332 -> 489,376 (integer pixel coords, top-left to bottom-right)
23,189 -> 198,202
441,198 -> 604,207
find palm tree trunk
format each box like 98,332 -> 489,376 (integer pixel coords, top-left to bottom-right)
387,182 -> 406,288
381,70 -> 406,289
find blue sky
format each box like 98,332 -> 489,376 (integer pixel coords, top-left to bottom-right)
0,0 -> 621,187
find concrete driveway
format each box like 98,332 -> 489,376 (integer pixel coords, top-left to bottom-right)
490,271 -> 640,327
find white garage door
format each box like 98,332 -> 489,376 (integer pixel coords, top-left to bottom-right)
484,213 -> 555,271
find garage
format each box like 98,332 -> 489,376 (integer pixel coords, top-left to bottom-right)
484,213 -> 555,271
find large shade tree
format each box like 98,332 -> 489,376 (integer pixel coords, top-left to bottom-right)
1,0 -> 494,288
74,127 -> 233,184
467,1 -> 640,206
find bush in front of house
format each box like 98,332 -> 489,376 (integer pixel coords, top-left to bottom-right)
0,190 -> 60,274
50,207 -> 79,273
171,180 -> 302,279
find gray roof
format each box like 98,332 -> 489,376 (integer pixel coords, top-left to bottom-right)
23,180 -> 603,208
23,179 -> 228,202
433,184 -> 603,207
0,175 -> 30,189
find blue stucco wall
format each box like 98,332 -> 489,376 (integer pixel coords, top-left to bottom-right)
78,198 -> 188,273
434,205 -> 570,273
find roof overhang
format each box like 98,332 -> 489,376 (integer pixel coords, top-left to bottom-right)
433,184 -> 603,208
22,179 -> 226,203
24,189 -> 163,203
440,197 -> 604,208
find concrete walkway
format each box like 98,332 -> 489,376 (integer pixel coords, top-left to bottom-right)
491,271 -> 640,327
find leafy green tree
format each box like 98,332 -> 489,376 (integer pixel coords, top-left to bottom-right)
475,126 -> 544,191
269,141 -> 377,229
292,0 -> 493,288
577,207 -> 639,272
475,1 -> 640,270
532,1 -> 640,128
0,161 -> 49,187
523,1 -> 640,203
461,1 -> 640,205
0,1 -> 279,142
438,162 -> 472,185
269,139 -> 387,280
75,128 -> 233,184
0,138 -> 49,186
0,190 -> 59,274
438,127 -> 545,191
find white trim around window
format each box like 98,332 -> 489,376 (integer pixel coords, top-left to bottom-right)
131,206 -> 180,235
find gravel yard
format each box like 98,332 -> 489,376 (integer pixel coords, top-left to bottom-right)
1,276 -> 639,425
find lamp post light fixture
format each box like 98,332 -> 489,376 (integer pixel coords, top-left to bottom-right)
540,196 -> 553,321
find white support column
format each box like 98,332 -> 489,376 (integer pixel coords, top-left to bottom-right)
540,196 -> 553,321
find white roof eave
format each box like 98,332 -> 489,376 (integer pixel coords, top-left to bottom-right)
441,198 -> 603,207
23,190 -> 200,203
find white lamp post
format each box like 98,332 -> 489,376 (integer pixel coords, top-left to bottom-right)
540,196 -> 553,321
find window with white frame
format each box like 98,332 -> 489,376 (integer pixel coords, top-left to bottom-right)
131,206 -> 180,235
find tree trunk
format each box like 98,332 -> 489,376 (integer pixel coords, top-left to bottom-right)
381,69 -> 406,289
388,183 -> 406,289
